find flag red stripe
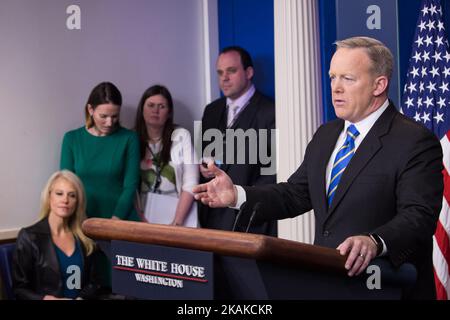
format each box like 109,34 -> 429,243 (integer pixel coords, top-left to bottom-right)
435,166 -> 450,300
443,168 -> 450,205
435,219 -> 450,271
434,268 -> 448,300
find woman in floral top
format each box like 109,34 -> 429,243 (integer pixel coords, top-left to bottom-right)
134,85 -> 198,226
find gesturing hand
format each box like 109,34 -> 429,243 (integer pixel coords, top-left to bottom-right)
193,162 -> 237,208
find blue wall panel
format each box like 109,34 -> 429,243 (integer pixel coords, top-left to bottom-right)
218,0 -> 275,99
319,0 -> 337,123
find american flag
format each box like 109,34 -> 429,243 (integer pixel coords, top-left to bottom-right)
401,0 -> 450,300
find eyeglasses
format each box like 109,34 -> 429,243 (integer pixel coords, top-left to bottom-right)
146,103 -> 168,110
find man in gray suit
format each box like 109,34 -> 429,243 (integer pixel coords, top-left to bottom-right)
198,46 -> 277,235
194,37 -> 443,299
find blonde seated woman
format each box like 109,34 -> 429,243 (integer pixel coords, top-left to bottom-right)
12,170 -> 105,300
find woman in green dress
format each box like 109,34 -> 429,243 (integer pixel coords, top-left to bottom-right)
60,82 -> 140,289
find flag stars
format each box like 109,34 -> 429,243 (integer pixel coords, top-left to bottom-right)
437,97 -> 446,109
444,52 -> 450,63
430,66 -> 440,77
414,112 -> 422,122
408,82 -> 417,93
429,4 -> 437,15
432,51 -> 442,62
427,81 -> 437,92
422,66 -> 428,77
405,97 -> 414,108
419,20 -> 427,32
417,97 -> 423,108
410,67 -> 420,78
415,36 -> 424,47
421,112 -> 431,123
402,2 -> 450,136
443,66 -> 450,77
424,96 -> 434,108
435,36 -> 444,48
413,51 -> 422,62
419,82 -> 425,92
433,112 -> 444,124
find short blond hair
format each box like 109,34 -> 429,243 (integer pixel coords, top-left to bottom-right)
39,170 -> 95,255
334,36 -> 393,81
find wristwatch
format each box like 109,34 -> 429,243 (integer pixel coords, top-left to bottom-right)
369,233 -> 383,256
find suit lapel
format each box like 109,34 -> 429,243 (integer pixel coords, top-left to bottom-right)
327,104 -> 397,216
202,100 -> 227,169
229,91 -> 261,130
211,101 -> 228,132
315,120 -> 344,216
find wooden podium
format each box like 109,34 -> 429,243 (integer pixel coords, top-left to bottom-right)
82,218 -> 415,300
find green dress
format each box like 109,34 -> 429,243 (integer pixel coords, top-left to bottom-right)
60,126 -> 140,221
60,126 -> 140,289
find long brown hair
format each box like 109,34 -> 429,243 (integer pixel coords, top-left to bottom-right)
134,85 -> 175,166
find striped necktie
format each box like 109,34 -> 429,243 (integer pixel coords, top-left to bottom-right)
227,103 -> 239,127
327,124 -> 360,207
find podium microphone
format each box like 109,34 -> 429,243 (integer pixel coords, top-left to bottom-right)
232,201 -> 248,232
245,202 -> 261,233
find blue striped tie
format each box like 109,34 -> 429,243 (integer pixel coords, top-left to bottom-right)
327,124 -> 360,207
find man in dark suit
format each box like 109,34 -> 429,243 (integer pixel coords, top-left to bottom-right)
194,37 -> 443,299
198,46 -> 277,235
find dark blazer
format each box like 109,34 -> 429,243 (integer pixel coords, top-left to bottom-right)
243,103 -> 443,299
199,90 -> 277,235
12,218 -> 102,300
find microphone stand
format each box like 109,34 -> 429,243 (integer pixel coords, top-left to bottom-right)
231,201 -> 248,232
245,202 -> 261,233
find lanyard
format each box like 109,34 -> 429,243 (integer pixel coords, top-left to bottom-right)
147,144 -> 164,193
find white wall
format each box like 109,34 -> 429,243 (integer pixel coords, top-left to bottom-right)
0,0 -> 219,237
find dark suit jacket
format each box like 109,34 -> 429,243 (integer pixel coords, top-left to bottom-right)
243,103 -> 443,299
12,218 -> 103,299
199,90 -> 277,235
